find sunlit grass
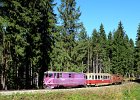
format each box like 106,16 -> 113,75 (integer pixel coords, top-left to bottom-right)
0,83 -> 140,100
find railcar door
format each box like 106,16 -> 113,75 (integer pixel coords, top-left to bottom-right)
68,73 -> 74,86
54,73 -> 63,87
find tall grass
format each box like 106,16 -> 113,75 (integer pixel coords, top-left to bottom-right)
0,83 -> 140,100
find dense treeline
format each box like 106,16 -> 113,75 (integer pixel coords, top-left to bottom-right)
0,0 -> 139,90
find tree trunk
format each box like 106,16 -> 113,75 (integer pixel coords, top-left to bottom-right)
1,58 -> 7,90
93,60 -> 95,73
96,54 -> 99,73
87,46 -> 90,73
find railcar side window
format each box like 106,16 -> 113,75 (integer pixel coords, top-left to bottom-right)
54,73 -> 56,78
98,75 -> 100,79
60,73 -> 62,78
95,75 -> 97,79
48,73 -> 53,77
109,76 -> 110,79
57,73 -> 59,78
92,75 -> 94,79
101,75 -> 102,79
69,74 -> 72,78
89,75 -> 91,79
107,76 -> 109,79
103,76 -> 106,79
105,76 -> 107,79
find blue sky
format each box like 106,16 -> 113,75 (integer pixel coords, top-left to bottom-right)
77,0 -> 140,42
56,0 -> 140,42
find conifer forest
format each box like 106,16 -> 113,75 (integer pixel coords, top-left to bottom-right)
0,0 -> 140,90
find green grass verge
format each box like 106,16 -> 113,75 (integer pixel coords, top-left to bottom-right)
0,83 -> 140,100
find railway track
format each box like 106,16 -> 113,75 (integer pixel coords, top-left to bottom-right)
0,82 -> 135,95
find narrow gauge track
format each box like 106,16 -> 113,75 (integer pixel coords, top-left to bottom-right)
0,82 -> 134,95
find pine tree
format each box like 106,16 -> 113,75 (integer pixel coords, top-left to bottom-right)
32,0 -> 57,88
49,26 -> 63,71
91,24 -> 107,73
0,0 -> 56,89
112,21 -> 127,75
135,24 -> 140,76
98,24 -> 108,73
107,32 -> 113,61
74,23 -> 88,72
106,31 -> 113,73
91,29 -> 99,73
124,35 -> 134,77
56,0 -> 82,71
129,38 -> 135,77
0,17 -> 11,90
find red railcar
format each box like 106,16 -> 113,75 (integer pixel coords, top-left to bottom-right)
111,74 -> 123,84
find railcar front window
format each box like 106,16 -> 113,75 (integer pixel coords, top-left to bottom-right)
45,74 -> 48,77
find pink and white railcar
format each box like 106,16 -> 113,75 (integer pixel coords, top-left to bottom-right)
43,71 -> 86,89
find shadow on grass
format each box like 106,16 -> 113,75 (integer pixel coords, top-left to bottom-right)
132,79 -> 140,84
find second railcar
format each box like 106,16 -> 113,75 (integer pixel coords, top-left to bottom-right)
85,73 -> 112,86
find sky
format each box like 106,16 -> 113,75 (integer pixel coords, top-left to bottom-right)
56,0 -> 140,42
76,0 -> 140,42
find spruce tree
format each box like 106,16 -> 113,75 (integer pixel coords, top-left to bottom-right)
56,0 -> 82,71
91,29 -> 99,73
106,31 -> 113,73
135,24 -> 140,76
112,21 -> 126,75
98,24 -> 108,73
75,23 -> 88,72
0,0 -> 27,89
34,0 -> 56,88
91,24 -> 107,73
0,0 -> 56,89
124,35 -> 134,77
129,38 -> 135,77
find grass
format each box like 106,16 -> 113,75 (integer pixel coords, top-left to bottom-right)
0,83 -> 140,100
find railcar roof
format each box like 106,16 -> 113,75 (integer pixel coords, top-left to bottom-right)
85,73 -> 111,76
44,71 -> 83,74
